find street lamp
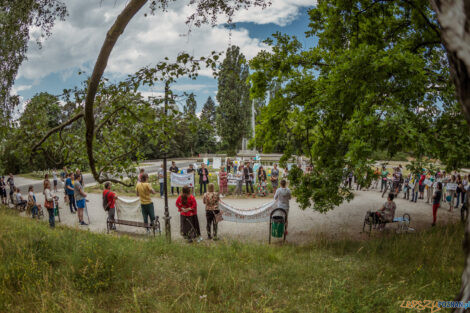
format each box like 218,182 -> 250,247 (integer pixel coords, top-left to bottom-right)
163,80 -> 171,242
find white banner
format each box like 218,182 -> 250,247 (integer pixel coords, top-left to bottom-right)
116,197 -> 142,222
218,200 -> 275,223
424,179 -> 433,187
446,183 -> 458,191
171,172 -> 194,187
213,157 -> 221,169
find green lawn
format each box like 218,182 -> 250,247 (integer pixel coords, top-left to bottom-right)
0,207 -> 463,312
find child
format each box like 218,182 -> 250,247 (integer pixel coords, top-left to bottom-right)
432,182 -> 443,226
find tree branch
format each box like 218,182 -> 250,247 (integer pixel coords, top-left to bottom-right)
32,111 -> 84,152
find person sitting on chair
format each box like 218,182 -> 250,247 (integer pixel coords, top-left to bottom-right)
15,187 -> 27,210
375,193 -> 397,227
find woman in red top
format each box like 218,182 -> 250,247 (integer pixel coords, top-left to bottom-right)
176,186 -> 201,242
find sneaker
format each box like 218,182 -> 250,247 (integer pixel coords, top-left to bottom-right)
80,221 -> 88,226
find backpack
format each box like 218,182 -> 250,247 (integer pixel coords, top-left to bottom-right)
103,190 -> 110,211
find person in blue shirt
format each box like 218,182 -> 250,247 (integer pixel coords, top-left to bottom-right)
65,172 -> 77,214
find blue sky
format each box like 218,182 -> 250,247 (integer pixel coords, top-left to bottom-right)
14,1 -> 315,112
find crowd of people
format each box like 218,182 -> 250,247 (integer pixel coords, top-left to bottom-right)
349,165 -> 470,227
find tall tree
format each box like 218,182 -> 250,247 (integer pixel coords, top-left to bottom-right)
200,96 -> 216,126
216,45 -> 251,154
183,92 -> 197,116
250,1 -> 455,212
0,0 -> 67,136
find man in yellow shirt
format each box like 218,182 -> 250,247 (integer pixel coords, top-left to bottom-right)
136,173 -> 156,230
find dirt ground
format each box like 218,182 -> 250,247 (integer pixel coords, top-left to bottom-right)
24,183 -> 461,244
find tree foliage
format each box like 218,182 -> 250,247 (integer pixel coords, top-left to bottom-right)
250,0 -> 467,212
216,45 -> 251,154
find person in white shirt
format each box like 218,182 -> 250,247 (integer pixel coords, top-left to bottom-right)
274,179 -> 292,214
44,180 -> 56,228
52,169 -> 58,192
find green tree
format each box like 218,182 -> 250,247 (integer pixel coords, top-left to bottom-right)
200,96 -> 216,126
250,1 -> 457,212
216,45 -> 251,154
0,0 -> 67,136
183,92 -> 197,116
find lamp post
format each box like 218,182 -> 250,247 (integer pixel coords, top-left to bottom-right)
163,80 -> 171,242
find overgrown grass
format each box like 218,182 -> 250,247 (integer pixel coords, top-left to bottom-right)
0,207 -> 463,312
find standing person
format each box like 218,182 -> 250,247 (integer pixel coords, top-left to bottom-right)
176,186 -> 201,242
373,167 -> 380,189
257,166 -> 267,196
75,169 -> 84,185
28,186 -> 39,219
235,164 -> 244,196
425,172 -> 434,204
244,161 -> 255,197
233,160 -> 238,173
347,171 -> 353,189
43,180 -> 55,228
219,167 -> 228,196
448,175 -> 457,212
403,174 -> 410,200
432,182 -> 443,226
187,164 -> 196,195
65,172 -> 77,214
60,167 -> 67,182
203,183 -> 220,240
135,173 -> 157,233
169,161 -> 180,196
271,164 -> 280,194
74,174 -> 88,226
418,170 -> 426,199
7,173 -> 14,204
198,163 -> 209,196
43,174 -> 50,192
158,164 -> 165,198
52,169 -> 58,192
274,179 -> 291,214
226,158 -> 232,174
103,182 -> 118,230
0,176 -> 7,205
380,166 -> 389,192
456,174 -> 464,208
411,174 -> 419,203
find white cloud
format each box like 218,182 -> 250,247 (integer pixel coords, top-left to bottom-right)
16,0 -> 310,87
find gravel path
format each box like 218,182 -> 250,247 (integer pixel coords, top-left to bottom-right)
21,185 -> 460,244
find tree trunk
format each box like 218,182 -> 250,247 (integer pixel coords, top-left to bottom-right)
84,0 -> 147,183
429,1 -> 470,311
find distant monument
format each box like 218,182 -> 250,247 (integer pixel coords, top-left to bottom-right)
238,100 -> 257,157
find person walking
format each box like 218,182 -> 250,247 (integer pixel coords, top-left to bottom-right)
271,164 -> 280,194
203,183 -> 221,240
43,180 -> 55,228
135,173 -> 157,233
244,162 -> 255,197
432,182 -> 443,226
74,174 -> 88,226
198,163 -> 209,195
219,167 -> 228,196
169,161 -> 180,196
65,172 -> 77,214
103,182 -> 118,230
176,186 -> 201,242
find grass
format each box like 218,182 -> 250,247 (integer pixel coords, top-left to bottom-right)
0,207 -> 463,313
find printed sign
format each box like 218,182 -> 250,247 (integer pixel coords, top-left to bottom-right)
213,157 -> 221,169
170,172 -> 194,187
446,183 -> 458,191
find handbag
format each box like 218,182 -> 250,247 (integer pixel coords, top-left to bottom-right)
215,211 -> 223,223
45,200 -> 54,209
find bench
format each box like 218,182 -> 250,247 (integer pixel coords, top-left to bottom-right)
363,212 -> 411,236
107,217 -> 161,236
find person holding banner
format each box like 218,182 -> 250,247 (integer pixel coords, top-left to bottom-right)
198,163 -> 209,196
219,167 -> 228,196
176,186 -> 201,242
169,161 -> 179,196
136,173 -> 157,233
203,183 -> 220,240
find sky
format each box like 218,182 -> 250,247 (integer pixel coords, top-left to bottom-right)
13,0 -> 316,112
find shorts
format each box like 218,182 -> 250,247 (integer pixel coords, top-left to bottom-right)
0,189 -> 6,197
76,199 -> 86,209
53,180 -> 58,186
